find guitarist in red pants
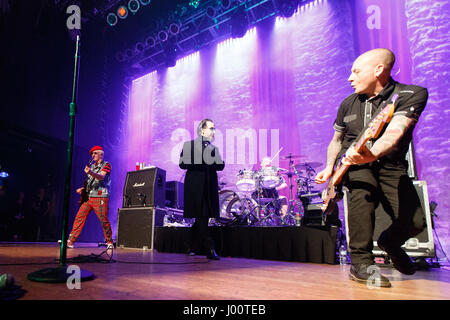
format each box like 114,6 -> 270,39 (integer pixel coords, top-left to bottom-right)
67,146 -> 113,249
315,49 -> 428,287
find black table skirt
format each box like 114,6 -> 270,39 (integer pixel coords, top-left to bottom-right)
154,226 -> 338,264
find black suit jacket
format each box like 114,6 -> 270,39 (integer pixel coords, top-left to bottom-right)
179,136 -> 225,218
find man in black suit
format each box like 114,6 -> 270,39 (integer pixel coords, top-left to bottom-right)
179,119 -> 225,260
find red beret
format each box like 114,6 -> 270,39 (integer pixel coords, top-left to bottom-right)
89,145 -> 103,155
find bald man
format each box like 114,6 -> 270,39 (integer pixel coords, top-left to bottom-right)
315,48 -> 428,287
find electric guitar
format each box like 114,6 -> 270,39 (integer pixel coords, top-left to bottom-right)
321,94 -> 398,215
79,158 -> 95,206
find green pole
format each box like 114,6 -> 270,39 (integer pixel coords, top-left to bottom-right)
59,35 -> 81,265
28,34 -> 94,283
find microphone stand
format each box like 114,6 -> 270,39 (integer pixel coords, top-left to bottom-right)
28,35 -> 94,283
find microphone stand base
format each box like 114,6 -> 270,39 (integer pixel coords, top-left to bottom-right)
27,266 -> 94,283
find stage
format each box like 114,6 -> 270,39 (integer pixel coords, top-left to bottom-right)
154,226 -> 339,265
1,242 -> 450,300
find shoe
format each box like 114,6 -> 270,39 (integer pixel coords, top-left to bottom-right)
378,235 -> 416,275
106,243 -> 114,250
349,264 -> 391,288
206,249 -> 220,260
186,247 -> 197,256
58,240 -> 74,248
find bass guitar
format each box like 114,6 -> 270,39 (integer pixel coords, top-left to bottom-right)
79,158 -> 95,206
321,93 -> 398,215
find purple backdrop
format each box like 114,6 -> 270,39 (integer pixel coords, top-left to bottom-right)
106,0 -> 450,258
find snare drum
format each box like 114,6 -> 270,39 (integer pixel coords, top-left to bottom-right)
258,166 -> 281,189
236,169 -> 257,192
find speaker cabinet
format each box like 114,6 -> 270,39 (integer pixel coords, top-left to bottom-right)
117,207 -> 166,250
165,181 -> 184,209
122,167 -> 166,208
343,180 -> 435,258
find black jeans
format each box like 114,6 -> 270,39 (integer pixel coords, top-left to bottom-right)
345,160 -> 425,265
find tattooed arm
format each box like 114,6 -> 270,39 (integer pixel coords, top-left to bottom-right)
342,115 -> 415,165
315,130 -> 344,184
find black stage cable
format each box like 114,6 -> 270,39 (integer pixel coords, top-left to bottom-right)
0,249 -> 212,266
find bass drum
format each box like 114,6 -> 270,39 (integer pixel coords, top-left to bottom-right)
225,195 -> 258,225
218,190 -> 239,221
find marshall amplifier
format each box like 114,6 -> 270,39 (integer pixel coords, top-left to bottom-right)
344,180 -> 435,259
122,167 -> 166,208
117,207 -> 166,250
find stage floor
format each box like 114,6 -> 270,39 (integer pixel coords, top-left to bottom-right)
0,242 -> 449,300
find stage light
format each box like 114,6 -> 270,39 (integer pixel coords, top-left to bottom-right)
206,6 -> 216,18
117,6 -> 128,19
230,6 -> 248,38
189,0 -> 200,9
168,23 -> 180,35
163,42 -> 178,68
139,0 -> 151,5
106,13 -> 118,26
125,48 -> 134,58
0,172 -> 9,178
275,0 -> 298,18
221,0 -> 231,10
158,30 -> 168,42
128,0 -> 140,14
116,52 -> 125,62
145,36 -> 155,47
135,42 -> 145,53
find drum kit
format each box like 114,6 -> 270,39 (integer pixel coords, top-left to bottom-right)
215,153 -> 323,227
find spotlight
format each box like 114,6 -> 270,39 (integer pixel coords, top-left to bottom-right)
115,52 -> 125,62
163,42 -> 178,68
145,36 -> 155,47
0,172 -> 9,178
275,0 -> 298,18
106,13 -> 118,26
125,48 -> 134,58
168,23 -> 180,35
158,30 -> 168,42
230,6 -> 248,38
135,42 -> 145,52
128,0 -> 140,14
189,0 -> 200,9
139,0 -> 151,5
206,6 -> 216,18
117,6 -> 128,19
221,0 -> 231,10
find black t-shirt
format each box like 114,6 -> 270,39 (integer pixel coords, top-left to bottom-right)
333,79 -> 428,162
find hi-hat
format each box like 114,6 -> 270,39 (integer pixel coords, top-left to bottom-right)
280,154 -> 305,160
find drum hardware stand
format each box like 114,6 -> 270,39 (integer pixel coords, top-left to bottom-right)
245,175 -> 278,226
281,154 -> 302,226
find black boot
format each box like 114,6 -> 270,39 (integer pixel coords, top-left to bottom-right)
349,264 -> 391,288
206,248 -> 220,260
378,233 -> 415,275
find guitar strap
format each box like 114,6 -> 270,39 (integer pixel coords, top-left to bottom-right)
365,84 -> 402,149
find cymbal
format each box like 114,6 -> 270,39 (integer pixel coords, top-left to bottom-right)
294,162 -> 323,170
280,170 -> 297,176
280,154 -> 305,160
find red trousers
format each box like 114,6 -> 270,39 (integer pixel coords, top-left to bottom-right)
69,197 -> 113,243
